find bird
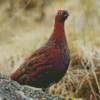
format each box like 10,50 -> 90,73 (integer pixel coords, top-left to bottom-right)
10,10 -> 70,91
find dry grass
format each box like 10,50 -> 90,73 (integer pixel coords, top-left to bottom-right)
0,0 -> 100,100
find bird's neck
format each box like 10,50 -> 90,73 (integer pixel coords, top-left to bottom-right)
48,21 -> 67,45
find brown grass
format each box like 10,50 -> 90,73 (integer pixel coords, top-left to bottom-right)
0,0 -> 100,99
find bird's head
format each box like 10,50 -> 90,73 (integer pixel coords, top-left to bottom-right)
55,10 -> 70,22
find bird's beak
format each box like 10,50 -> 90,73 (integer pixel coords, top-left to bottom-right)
67,13 -> 70,16
64,13 -> 70,17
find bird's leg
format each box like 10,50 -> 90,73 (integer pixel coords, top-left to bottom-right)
42,88 -> 49,93
42,81 -> 56,93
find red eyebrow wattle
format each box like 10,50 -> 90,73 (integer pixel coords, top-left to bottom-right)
58,10 -> 63,13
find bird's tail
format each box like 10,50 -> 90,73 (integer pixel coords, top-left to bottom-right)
9,68 -> 21,81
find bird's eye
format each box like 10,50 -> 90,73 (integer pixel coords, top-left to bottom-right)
58,12 -> 63,15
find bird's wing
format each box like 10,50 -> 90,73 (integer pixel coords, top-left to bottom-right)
17,46 -> 58,85
20,46 -> 57,75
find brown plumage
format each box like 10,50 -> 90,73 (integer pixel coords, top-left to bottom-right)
10,10 -> 70,89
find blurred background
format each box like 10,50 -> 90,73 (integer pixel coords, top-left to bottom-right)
0,0 -> 100,100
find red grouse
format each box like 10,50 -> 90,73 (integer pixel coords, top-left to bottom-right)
10,10 -> 70,91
